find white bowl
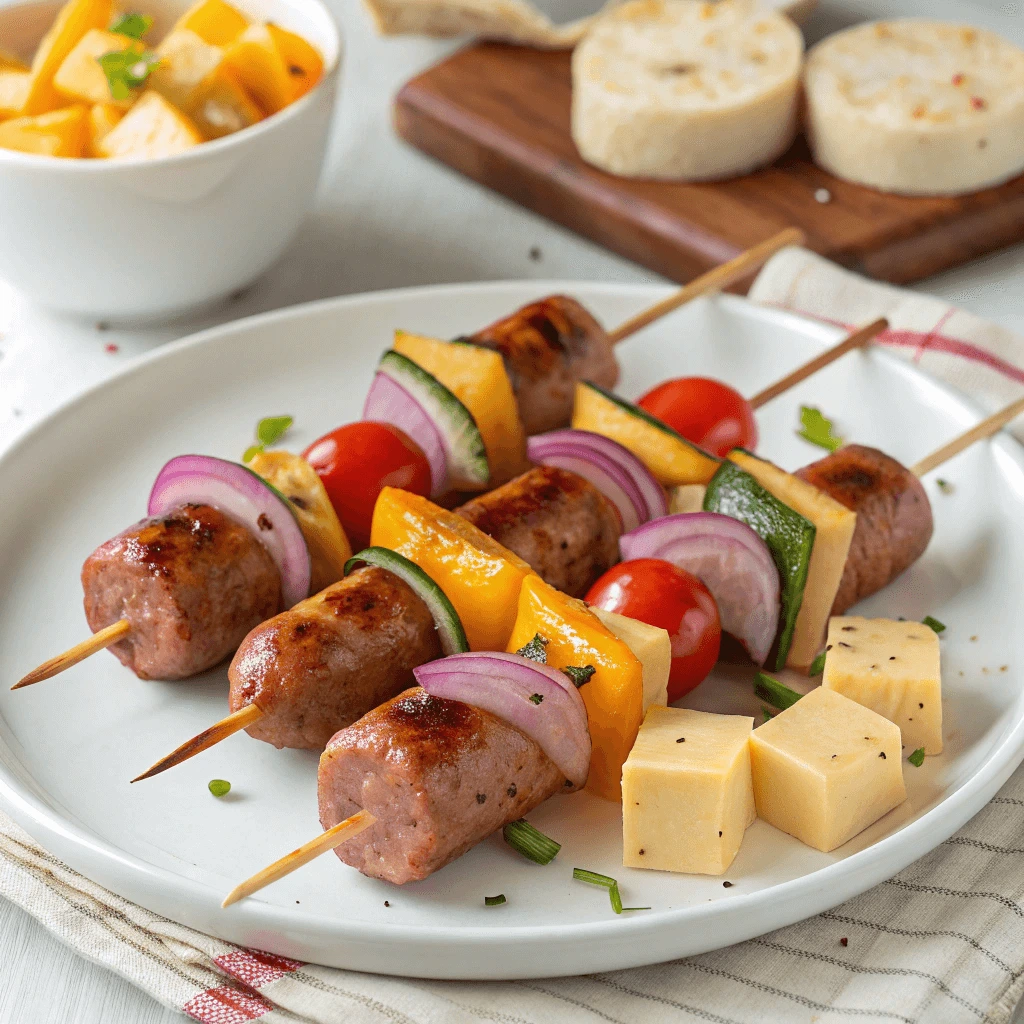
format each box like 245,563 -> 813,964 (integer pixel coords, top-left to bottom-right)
0,0 -> 341,321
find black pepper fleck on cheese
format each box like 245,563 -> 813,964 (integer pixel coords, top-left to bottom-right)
639,849 -> 645,856
879,752 -> 887,759
838,642 -> 852,648
676,737 -> 686,743
842,626 -> 856,632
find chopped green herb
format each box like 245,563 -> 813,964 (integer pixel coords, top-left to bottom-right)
809,650 -> 827,676
563,664 -> 596,688
503,819 -> 560,865
97,48 -> 159,101
208,779 -> 231,797
516,633 -> 549,664
242,445 -> 263,463
797,406 -> 844,453
762,707 -> 774,724
923,616 -> 946,634
572,868 -> 645,914
908,748 -> 926,767
936,479 -> 954,495
257,414 -> 294,447
754,671 -> 803,711
484,894 -> 507,906
110,12 -> 153,38
529,693 -> 544,705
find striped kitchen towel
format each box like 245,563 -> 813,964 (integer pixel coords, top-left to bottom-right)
4,248 -> 1024,1023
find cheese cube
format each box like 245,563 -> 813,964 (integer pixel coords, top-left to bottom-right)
668,483 -> 706,515
52,29 -> 142,107
822,616 -> 942,756
592,607 -> 670,713
729,451 -> 856,673
623,706 -> 755,875
97,91 -> 201,159
750,687 -> 905,852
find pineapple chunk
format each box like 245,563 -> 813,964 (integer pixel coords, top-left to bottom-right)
150,28 -> 222,111
175,0 -> 250,47
0,104 -> 88,156
266,22 -> 322,100
23,0 -> 113,115
0,71 -> 30,119
222,24 -> 293,114
52,29 -> 143,107
97,90 -> 201,159
87,101 -> 122,155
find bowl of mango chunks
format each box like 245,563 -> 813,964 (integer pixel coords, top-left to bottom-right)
0,0 -> 340,319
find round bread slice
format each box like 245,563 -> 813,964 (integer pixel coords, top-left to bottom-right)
804,20 -> 1024,196
571,0 -> 804,181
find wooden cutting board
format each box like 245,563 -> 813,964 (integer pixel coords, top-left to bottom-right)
394,43 -> 1024,286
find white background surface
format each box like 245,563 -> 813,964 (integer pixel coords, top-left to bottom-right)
1,0 -> 1024,1017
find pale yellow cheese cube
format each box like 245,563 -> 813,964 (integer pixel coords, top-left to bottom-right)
729,451 -> 856,673
668,483 -> 706,514
750,686 -> 905,852
822,616 -> 942,756
592,607 -> 670,713
623,706 -> 755,875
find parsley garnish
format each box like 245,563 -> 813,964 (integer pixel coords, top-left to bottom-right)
908,747 -> 926,767
563,664 -> 595,688
97,48 -> 159,101
754,671 -> 803,711
528,693 -> 543,705
516,633 -> 548,663
936,479 -> 954,495
923,615 -> 946,634
110,12 -> 153,38
243,414 -> 294,462
809,650 -> 827,676
797,405 -> 844,452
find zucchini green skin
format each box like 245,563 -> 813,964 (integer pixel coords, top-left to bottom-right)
703,458 -> 815,670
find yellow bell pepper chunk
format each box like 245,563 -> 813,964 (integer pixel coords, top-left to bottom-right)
98,90 -> 201,159
221,24 -> 292,115
87,101 -> 122,155
370,486 -> 535,652
52,29 -> 142,108
266,22 -> 323,100
23,0 -> 113,115
175,0 -> 250,47
0,104 -> 88,156
0,51 -> 29,73
507,575 -> 644,802
0,71 -> 30,120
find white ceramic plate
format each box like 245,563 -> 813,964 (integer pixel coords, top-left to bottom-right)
1,283 -> 1023,980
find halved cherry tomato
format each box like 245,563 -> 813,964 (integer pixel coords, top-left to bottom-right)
637,377 -> 758,458
303,422 -> 431,550
586,558 -> 721,702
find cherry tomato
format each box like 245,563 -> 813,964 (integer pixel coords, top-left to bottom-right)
637,377 -> 758,458
303,422 -> 431,550
586,558 -> 721,702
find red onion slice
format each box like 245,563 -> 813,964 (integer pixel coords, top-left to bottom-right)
415,652 -> 591,789
148,455 -> 311,608
363,371 -> 448,497
621,513 -> 781,666
527,429 -> 667,532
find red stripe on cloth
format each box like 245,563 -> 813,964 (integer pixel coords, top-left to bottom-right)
183,985 -> 272,1023
765,305 -> 1024,385
215,949 -> 304,988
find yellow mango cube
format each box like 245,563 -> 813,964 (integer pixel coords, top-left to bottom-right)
222,24 -> 292,114
24,0 -> 113,115
0,51 -> 29,72
98,90 -> 201,159
0,104 -> 88,156
175,0 -> 250,46
266,22 -> 322,100
507,575 -> 644,802
87,101 -> 122,155
0,71 -> 30,119
53,29 -> 143,107
186,68 -> 262,138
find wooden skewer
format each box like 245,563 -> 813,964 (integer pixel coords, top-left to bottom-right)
12,618 -> 131,690
910,394 -> 1024,478
131,703 -> 264,783
747,318 -> 888,411
222,809 -> 376,908
607,227 -> 805,345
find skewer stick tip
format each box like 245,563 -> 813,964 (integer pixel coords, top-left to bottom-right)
12,618 -> 131,690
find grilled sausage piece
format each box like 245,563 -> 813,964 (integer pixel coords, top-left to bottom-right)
228,566 -> 442,751
796,444 -> 934,615
82,504 -> 281,680
455,465 -> 621,597
472,296 -> 619,436
318,687 -> 567,884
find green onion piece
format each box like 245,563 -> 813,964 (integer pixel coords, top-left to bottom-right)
503,819 -> 560,865
208,779 -> 231,797
97,48 -> 159,101
797,406 -> 844,453
762,707 -> 773,724
923,615 -> 946,634
622,907 -> 651,912
573,867 -> 629,914
516,633 -> 548,664
563,665 -> 595,688
809,650 -> 827,676
754,671 -> 803,711
908,747 -> 926,767
110,12 -> 153,37
257,414 -> 294,447
484,894 -> 507,906
529,693 -> 543,705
